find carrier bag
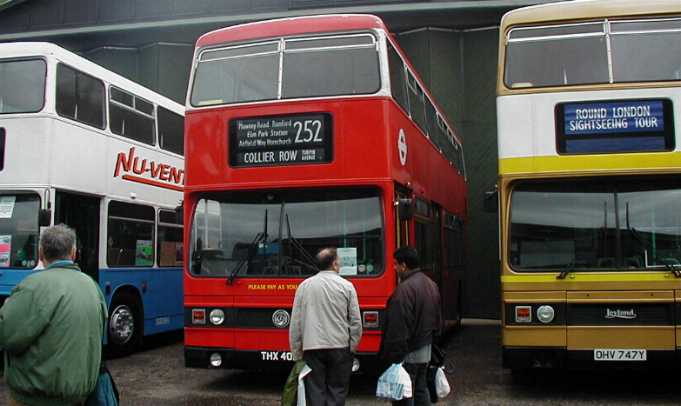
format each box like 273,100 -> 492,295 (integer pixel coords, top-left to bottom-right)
297,364 -> 312,406
427,365 -> 451,402
376,363 -> 412,401
282,361 -> 307,406
435,366 -> 451,398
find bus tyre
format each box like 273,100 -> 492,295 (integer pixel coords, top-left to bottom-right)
107,292 -> 142,357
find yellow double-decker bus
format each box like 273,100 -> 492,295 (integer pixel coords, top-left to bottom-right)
496,0 -> 681,370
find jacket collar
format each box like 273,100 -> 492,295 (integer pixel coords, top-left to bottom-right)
399,268 -> 421,282
45,260 -> 80,271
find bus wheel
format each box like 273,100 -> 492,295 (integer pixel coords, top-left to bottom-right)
108,292 -> 142,356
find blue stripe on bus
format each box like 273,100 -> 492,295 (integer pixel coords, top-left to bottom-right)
0,267 -> 184,337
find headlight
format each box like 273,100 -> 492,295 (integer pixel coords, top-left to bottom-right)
210,309 -> 225,325
536,305 -> 555,324
209,352 -> 222,367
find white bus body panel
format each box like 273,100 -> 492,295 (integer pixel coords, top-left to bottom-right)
497,87 -> 681,160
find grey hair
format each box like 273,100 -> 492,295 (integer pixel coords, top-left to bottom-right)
40,224 -> 77,262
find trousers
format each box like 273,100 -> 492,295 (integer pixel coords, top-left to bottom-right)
392,362 -> 431,406
303,347 -> 353,406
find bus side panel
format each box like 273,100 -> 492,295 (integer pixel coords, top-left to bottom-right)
385,103 -> 466,218
100,268 -> 182,335
0,117 -> 51,186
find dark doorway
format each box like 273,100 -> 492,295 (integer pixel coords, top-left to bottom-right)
55,191 -> 100,280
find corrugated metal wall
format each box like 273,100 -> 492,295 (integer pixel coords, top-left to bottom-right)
396,28 -> 499,318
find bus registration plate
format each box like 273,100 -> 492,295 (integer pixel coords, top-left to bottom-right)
594,349 -> 646,361
260,351 -> 293,361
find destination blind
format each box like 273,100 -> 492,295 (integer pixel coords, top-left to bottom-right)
229,113 -> 332,167
556,99 -> 674,153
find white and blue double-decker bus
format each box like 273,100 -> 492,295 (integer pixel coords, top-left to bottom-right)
0,42 -> 185,355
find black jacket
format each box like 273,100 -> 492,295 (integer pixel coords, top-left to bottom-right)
379,269 -> 442,364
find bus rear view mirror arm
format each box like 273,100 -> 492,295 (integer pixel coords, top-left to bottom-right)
483,185 -> 498,213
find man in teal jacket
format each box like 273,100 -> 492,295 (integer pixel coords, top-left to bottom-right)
0,224 -> 108,406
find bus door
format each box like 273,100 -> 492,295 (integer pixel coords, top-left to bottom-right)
395,187 -> 412,249
54,191 -> 100,280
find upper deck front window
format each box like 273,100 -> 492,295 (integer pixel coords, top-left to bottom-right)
504,17 -> 681,88
190,33 -> 380,107
0,59 -> 46,114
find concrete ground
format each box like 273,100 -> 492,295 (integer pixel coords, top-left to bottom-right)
2,320 -> 681,405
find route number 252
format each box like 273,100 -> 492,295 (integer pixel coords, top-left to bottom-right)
294,120 -> 323,143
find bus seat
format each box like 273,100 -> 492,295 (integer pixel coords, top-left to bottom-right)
596,257 -> 615,268
624,256 -> 642,268
659,257 -> 680,266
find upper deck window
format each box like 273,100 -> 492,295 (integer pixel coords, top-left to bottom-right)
158,106 -> 184,156
0,59 -> 46,114
56,64 -> 105,128
190,33 -> 380,106
610,18 -> 681,82
505,22 -> 609,88
192,42 -> 279,105
504,17 -> 681,88
282,34 -> 380,98
109,86 -> 155,146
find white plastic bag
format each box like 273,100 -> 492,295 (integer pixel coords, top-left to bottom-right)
297,364 -> 312,406
376,363 -> 412,401
435,366 -> 451,398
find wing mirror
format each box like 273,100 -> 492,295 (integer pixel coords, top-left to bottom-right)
39,209 -> 51,227
397,197 -> 414,221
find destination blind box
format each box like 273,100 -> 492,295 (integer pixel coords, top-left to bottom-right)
555,98 -> 674,154
229,113 -> 333,167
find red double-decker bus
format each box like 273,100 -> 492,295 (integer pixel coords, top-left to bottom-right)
183,14 -> 467,370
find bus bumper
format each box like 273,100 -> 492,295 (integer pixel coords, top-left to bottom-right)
185,346 -> 380,371
503,347 -> 678,370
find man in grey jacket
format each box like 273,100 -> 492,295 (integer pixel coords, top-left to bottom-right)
289,247 -> 362,406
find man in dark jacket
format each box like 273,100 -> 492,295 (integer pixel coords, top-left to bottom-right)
0,224 -> 107,406
380,246 -> 442,406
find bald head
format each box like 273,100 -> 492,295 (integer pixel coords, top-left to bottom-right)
316,248 -> 338,272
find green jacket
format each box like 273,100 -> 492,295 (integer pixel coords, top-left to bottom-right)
0,262 -> 108,406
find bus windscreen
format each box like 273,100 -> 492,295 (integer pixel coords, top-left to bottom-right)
190,188 -> 384,278
510,178 -> 681,272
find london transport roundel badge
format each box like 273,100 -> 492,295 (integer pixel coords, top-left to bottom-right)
398,129 -> 408,166
272,309 -> 291,328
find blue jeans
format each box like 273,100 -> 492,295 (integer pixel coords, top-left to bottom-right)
392,362 -> 431,406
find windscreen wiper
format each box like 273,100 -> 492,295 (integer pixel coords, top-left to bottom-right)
665,263 -> 681,278
556,262 -> 574,280
284,214 -> 318,273
228,210 -> 268,284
